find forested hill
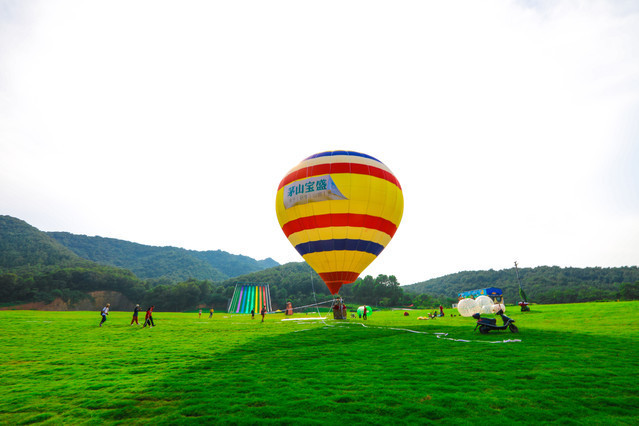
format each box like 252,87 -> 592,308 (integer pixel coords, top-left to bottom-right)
3,215 -> 638,310
0,216 -> 87,268
0,215 -> 146,305
48,232 -> 279,283
403,266 -> 639,304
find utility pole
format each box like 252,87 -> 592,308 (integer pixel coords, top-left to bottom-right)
515,261 -> 530,311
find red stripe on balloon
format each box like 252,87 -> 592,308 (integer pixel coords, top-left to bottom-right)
319,271 -> 360,295
277,163 -> 401,190
282,213 -> 397,238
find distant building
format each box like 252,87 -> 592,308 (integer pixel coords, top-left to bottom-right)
457,287 -> 503,303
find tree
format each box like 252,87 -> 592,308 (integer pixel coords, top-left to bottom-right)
620,281 -> 639,300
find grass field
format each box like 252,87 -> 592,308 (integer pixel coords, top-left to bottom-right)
1,302 -> 638,425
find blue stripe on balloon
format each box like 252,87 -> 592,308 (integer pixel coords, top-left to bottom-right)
295,239 -> 385,257
304,151 -> 382,163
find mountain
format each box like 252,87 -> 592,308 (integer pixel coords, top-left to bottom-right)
0,215 -> 146,305
48,232 -> 227,282
403,266 -> 639,304
1,215 -> 278,309
48,232 -> 279,283
0,216 -> 87,269
188,250 -> 279,278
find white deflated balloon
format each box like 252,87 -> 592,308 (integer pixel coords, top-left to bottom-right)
475,296 -> 494,314
457,298 -> 480,317
491,303 -> 506,313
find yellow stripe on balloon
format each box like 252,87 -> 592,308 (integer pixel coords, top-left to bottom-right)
302,251 -> 378,275
287,227 -> 392,248
276,175 -> 403,227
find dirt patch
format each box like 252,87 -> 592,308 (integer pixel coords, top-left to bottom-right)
0,291 -> 134,311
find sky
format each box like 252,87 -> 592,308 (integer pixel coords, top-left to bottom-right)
1,0 -> 638,286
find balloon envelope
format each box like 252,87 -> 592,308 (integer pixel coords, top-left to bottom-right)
357,306 -> 372,316
457,298 -> 480,317
275,151 -> 404,295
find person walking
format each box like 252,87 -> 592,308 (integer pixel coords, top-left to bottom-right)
99,303 -> 110,327
260,305 -> 266,322
130,304 -> 141,325
143,305 -> 155,328
363,305 -> 368,320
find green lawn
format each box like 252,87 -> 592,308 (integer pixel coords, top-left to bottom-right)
1,302 -> 638,424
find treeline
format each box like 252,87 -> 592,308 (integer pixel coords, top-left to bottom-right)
0,265 -> 146,306
218,262 -> 455,310
3,263 -> 638,312
0,264 -> 230,311
340,274 -> 454,308
122,268 -> 454,311
535,281 -> 639,304
404,266 -> 639,304
0,262 -> 445,312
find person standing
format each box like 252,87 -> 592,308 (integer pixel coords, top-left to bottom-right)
439,304 -> 444,317
363,306 -> 368,320
130,304 -> 141,325
209,308 -> 214,318
99,303 -> 110,327
251,308 -> 255,320
260,305 -> 266,322
198,309 -> 202,319
143,305 -> 155,328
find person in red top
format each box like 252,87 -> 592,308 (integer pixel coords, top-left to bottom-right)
143,305 -> 155,328
439,304 -> 444,317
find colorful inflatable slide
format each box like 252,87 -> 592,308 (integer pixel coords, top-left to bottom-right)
228,283 -> 272,314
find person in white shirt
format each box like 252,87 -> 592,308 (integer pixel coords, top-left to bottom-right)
99,303 -> 110,327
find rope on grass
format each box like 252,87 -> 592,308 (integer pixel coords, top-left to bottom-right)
328,322 -> 522,344
274,299 -> 333,313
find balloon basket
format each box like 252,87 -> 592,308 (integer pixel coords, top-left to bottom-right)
331,298 -> 347,320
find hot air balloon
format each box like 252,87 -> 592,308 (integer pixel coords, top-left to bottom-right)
275,151 -> 404,295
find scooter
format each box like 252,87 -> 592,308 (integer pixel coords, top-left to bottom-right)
473,310 -> 519,334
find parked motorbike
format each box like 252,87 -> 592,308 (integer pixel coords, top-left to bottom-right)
472,310 -> 519,334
